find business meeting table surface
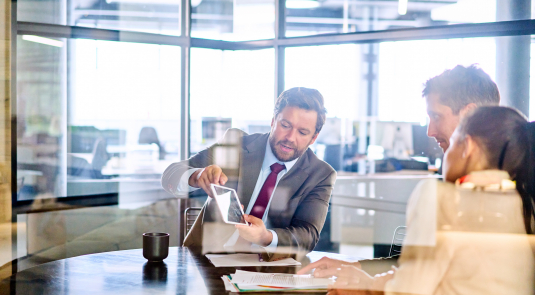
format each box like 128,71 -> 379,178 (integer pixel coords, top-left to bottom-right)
0,247 -> 362,294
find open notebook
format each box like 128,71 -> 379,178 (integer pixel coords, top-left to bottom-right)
222,270 -> 333,292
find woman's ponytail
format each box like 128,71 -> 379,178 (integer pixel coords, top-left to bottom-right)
516,122 -> 535,233
458,107 -> 534,233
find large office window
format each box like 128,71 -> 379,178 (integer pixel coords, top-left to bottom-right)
286,0 -> 535,37
378,37 -> 496,123
191,0 -> 275,41
190,48 -> 275,154
18,0 -> 182,35
16,32 -> 181,202
7,0 -> 535,274
69,40 -> 181,179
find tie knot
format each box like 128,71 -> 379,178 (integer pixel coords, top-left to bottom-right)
270,163 -> 285,174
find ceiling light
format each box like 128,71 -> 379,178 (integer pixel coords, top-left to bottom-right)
22,35 -> 63,47
286,0 -> 320,9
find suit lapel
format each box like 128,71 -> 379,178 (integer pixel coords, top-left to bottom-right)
267,150 -> 311,222
237,133 -> 268,209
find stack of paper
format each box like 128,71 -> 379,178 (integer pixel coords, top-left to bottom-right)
206,254 -> 301,267
221,270 -> 333,292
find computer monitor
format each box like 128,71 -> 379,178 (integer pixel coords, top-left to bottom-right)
69,126 -> 126,153
201,117 -> 232,141
412,125 -> 443,163
377,122 -> 413,159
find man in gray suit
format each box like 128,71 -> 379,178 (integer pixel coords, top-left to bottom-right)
161,87 -> 336,261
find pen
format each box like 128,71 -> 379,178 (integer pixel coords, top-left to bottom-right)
258,253 -> 264,262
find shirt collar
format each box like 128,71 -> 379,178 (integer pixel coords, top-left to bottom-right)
262,140 -> 299,173
456,170 -> 515,191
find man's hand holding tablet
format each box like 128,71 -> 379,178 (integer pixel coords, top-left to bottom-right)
209,184 -> 274,247
235,214 -> 274,247
189,165 -> 228,197
210,184 -> 248,226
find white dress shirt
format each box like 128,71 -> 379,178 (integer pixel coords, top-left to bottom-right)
178,140 -> 299,252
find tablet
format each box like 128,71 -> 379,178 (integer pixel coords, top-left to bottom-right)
210,184 -> 249,225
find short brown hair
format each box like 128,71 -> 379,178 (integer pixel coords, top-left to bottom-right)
423,64 -> 500,114
274,87 -> 327,134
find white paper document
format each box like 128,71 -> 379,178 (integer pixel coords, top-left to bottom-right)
221,276 -> 239,292
205,254 -> 301,267
230,270 -> 333,288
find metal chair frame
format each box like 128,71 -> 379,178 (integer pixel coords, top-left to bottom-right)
389,225 -> 407,257
183,207 -> 202,238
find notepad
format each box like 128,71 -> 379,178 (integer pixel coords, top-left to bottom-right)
231,270 -> 332,288
205,254 -> 302,267
221,270 -> 334,292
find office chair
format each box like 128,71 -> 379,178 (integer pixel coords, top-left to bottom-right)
183,207 -> 202,238
389,226 -> 407,257
67,138 -> 110,179
138,126 -> 166,160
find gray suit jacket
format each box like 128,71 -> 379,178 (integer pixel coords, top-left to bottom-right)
161,129 -> 336,260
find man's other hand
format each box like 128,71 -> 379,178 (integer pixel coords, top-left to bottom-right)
188,165 -> 228,197
297,257 -> 361,278
330,265 -> 395,292
235,214 -> 273,247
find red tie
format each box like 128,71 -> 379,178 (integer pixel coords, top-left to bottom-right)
250,163 -> 286,219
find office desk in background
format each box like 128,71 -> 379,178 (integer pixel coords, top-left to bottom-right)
330,171 -> 442,256
0,247 -> 362,295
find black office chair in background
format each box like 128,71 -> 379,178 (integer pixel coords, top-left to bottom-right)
138,127 -> 166,160
68,138 -> 111,179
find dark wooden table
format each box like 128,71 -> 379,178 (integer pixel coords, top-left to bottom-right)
0,247 -> 362,294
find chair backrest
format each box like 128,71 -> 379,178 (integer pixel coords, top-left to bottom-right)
184,207 -> 203,237
389,225 -> 407,257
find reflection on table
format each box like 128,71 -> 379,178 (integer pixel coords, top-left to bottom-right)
1,247 -> 362,295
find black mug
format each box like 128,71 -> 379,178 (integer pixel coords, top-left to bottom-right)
143,232 -> 169,262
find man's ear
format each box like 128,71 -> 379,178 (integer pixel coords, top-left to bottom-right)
459,103 -> 478,118
463,135 -> 477,159
309,132 -> 319,146
270,117 -> 274,128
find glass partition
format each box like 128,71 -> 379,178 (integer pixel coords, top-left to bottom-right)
16,36 -> 181,201
8,0 -> 535,284
16,35 -> 68,201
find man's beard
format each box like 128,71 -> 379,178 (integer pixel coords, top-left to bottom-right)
268,135 -> 308,162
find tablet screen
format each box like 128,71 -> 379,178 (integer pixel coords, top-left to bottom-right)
211,185 -> 248,225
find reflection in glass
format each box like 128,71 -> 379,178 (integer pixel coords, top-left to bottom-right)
17,37 -> 181,200
17,35 -> 67,201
